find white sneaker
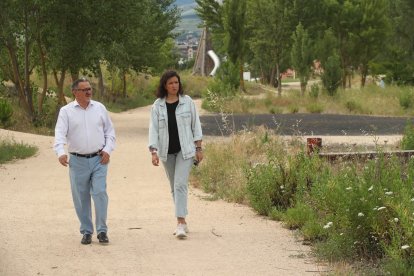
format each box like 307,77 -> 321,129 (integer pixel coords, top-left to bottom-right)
175,223 -> 188,239
173,224 -> 189,235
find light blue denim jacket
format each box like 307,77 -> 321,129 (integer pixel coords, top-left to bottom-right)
148,95 -> 203,162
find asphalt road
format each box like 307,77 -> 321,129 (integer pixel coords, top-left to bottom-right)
200,113 -> 412,136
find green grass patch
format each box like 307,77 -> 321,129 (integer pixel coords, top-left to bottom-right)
0,137 -> 38,164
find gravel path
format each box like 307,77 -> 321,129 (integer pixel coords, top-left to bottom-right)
0,104 -> 325,276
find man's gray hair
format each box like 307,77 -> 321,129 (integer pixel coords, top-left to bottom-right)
71,77 -> 90,90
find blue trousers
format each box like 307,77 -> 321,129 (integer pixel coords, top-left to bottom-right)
162,151 -> 193,218
69,155 -> 108,235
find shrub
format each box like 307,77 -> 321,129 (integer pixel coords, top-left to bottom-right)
399,89 -> 413,109
345,99 -> 362,113
309,83 -> 320,99
306,102 -> 324,113
0,98 -> 13,126
401,120 -> 414,150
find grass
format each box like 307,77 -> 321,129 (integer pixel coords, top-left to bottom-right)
0,137 -> 38,164
191,127 -> 414,274
203,79 -> 414,117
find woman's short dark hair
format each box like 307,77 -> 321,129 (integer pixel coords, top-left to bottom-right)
156,70 -> 183,98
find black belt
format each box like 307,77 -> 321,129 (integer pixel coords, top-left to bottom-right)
70,151 -> 101,158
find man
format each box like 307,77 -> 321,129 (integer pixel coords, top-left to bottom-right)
54,78 -> 116,245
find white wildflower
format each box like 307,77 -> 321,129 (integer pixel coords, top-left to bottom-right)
346,187 -> 352,191
411,198 -> 414,202
323,222 -> 333,229
280,185 -> 284,189
358,212 -> 365,217
394,218 -> 399,222
402,245 -> 410,250
340,233 -> 344,236
368,186 -> 374,191
377,206 -> 386,211
385,191 -> 393,196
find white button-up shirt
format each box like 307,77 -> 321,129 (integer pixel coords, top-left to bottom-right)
54,100 -> 116,157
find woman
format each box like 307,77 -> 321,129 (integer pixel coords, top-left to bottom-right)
148,70 -> 203,239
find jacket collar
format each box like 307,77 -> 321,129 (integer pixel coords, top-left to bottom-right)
159,95 -> 186,107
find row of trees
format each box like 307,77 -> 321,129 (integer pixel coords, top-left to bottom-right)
0,0 -> 179,121
196,0 -> 414,95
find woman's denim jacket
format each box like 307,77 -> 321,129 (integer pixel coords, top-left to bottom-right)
148,95 -> 203,162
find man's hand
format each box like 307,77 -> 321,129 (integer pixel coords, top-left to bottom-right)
195,151 -> 203,164
58,155 -> 69,167
100,151 -> 110,164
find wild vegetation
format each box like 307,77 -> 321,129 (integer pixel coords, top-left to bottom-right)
191,126 -> 414,274
0,136 -> 37,164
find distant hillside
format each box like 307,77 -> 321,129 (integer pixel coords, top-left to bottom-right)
174,0 -> 201,35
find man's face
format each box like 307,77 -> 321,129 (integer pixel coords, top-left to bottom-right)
73,81 -> 92,104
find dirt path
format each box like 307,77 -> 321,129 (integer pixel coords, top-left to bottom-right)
0,105 -> 325,275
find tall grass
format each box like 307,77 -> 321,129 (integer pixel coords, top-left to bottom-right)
0,137 -> 38,164
202,82 -> 414,116
192,130 -> 414,274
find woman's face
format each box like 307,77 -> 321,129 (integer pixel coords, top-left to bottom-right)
165,76 -> 180,97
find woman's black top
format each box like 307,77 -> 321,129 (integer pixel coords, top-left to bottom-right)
166,100 -> 181,154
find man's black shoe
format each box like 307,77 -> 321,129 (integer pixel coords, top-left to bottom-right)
81,234 -> 92,245
97,232 -> 109,243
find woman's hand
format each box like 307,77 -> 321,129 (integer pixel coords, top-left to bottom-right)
195,150 -> 203,164
151,153 -> 159,166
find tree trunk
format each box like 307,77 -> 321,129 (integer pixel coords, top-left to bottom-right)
53,69 -> 67,106
360,64 -> 367,88
24,8 -> 34,120
37,38 -> 48,114
6,44 -> 32,118
97,63 -> 105,99
122,72 -> 127,98
276,63 -> 282,96
300,78 -> 306,96
239,63 -> 245,92
71,71 -> 79,82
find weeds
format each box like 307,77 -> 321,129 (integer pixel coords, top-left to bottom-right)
192,130 -> 414,273
0,137 -> 38,164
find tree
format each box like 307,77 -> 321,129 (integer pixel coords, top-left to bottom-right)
291,23 -> 313,96
223,0 -> 247,91
322,54 -> 342,96
247,0 -> 293,95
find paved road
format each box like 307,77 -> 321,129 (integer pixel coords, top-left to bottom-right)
200,113 -> 411,136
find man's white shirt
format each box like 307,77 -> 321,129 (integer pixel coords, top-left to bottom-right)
54,100 -> 116,157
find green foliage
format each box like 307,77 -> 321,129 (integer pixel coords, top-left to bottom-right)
321,54 -> 342,96
309,83 -> 319,99
399,89 -> 413,109
0,98 -> 13,126
291,23 -> 313,95
193,129 -> 414,273
306,102 -> 324,113
0,137 -> 37,164
345,99 -> 363,113
401,120 -> 414,150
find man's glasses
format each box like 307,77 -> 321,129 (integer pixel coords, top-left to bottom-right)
75,87 -> 92,92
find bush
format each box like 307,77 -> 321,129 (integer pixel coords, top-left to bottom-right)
306,102 -> 324,113
309,83 -> 320,99
399,89 -> 413,109
401,120 -> 414,150
345,99 -> 363,113
0,98 -> 13,126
